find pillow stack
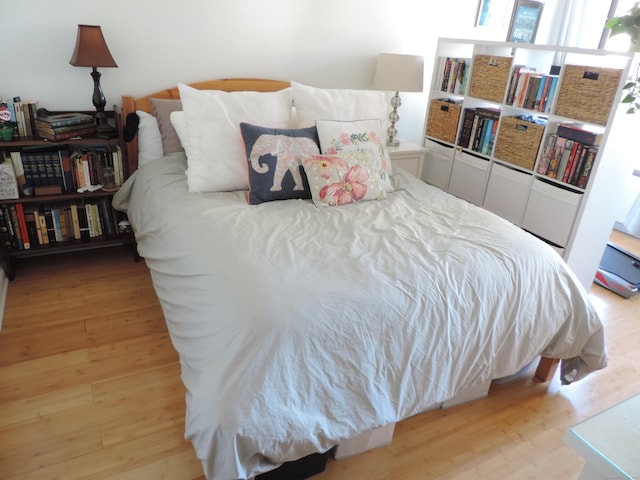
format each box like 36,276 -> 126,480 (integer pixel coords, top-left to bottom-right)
139,81 -> 395,207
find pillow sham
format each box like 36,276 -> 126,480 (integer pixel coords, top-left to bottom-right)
149,98 -> 184,155
291,81 -> 388,128
316,118 -> 394,192
240,123 -> 320,205
135,110 -> 164,167
178,83 -> 293,192
170,111 -> 189,153
302,149 -> 387,207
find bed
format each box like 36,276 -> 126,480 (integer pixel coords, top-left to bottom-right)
113,78 -> 607,480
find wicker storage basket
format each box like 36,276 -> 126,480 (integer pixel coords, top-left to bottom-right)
425,99 -> 461,144
555,65 -> 623,125
469,54 -> 513,103
494,116 -> 545,170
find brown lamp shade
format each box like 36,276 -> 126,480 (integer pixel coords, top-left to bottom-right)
69,25 -> 118,68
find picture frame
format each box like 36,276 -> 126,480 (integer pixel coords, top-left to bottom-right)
507,0 -> 544,44
475,0 -> 510,28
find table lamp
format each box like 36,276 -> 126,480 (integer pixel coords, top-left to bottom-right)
69,24 -> 118,138
373,53 -> 424,146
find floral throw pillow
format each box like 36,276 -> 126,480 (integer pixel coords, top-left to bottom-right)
316,119 -> 394,193
302,150 -> 387,207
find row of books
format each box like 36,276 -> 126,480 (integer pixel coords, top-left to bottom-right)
0,198 -> 119,251
457,107 -> 501,155
35,110 -> 96,141
433,56 -> 470,95
5,145 -> 124,195
537,124 -> 603,189
505,66 -> 559,113
0,99 -> 39,137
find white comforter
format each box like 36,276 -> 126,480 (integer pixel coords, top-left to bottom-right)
113,154 -> 606,480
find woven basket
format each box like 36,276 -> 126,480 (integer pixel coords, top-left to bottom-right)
425,99 -> 461,144
555,65 -> 623,125
494,116 -> 545,170
469,54 -> 513,103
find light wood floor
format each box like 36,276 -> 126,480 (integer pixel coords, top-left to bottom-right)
1,230 -> 639,480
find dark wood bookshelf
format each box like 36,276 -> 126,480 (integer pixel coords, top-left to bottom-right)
0,107 -> 138,280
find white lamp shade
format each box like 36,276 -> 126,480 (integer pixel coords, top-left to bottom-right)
373,53 -> 424,92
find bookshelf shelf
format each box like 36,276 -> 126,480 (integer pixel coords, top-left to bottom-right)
421,38 -> 634,290
0,107 -> 137,280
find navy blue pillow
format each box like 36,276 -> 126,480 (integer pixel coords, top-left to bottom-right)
240,123 -> 320,204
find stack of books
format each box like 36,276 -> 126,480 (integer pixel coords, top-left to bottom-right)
35,111 -> 96,141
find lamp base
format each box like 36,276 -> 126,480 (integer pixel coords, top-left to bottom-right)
386,91 -> 401,147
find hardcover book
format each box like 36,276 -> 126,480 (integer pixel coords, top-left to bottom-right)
35,111 -> 94,128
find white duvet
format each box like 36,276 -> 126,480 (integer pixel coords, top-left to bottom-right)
113,154 -> 606,480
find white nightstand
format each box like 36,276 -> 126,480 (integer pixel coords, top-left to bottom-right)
387,140 -> 427,178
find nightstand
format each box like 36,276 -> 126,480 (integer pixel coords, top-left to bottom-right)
387,140 -> 427,178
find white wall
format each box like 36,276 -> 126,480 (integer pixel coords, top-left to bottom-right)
2,0 -> 503,145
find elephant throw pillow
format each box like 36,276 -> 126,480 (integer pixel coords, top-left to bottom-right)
240,123 -> 320,205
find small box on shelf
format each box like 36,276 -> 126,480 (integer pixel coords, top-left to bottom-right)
425,99 -> 462,144
469,54 -> 513,103
493,115 -> 546,170
555,65 -> 623,125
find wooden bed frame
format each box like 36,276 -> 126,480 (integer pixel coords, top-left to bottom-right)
120,77 -> 560,384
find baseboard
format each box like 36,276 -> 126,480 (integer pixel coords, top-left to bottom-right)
0,272 -> 7,331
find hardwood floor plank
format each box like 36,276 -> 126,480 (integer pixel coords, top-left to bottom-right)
0,320 -> 87,366
0,425 -> 103,477
0,384 -> 93,430
100,448 -> 203,480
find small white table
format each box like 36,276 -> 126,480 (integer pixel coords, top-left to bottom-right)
387,140 -> 426,178
564,394 -> 640,480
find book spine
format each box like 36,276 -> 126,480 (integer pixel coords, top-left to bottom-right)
1,205 -> 18,249
9,206 -> 22,249
577,147 -> 598,189
51,208 -> 63,243
43,209 -> 56,243
32,210 -> 44,245
537,135 -> 556,175
70,203 -> 81,239
37,209 -> 49,244
562,142 -> 581,183
15,203 -> 30,249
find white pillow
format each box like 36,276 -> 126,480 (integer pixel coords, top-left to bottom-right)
169,111 -> 188,152
178,83 -> 293,192
316,119 -> 394,192
291,81 -> 389,128
136,110 -> 164,167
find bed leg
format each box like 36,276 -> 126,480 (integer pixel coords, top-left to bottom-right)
534,357 -> 559,382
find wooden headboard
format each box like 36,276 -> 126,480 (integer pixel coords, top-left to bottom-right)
121,78 -> 291,176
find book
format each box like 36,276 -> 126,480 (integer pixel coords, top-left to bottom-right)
15,203 -> 30,249
35,110 -> 94,128
556,124 -> 603,146
555,139 -> 574,182
577,147 -> 598,189
546,136 -> 567,179
561,141 -> 581,183
0,162 -> 19,200
537,135 -> 556,175
36,126 -> 97,142
457,108 -> 476,148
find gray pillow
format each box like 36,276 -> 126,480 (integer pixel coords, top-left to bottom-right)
150,98 -> 183,155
